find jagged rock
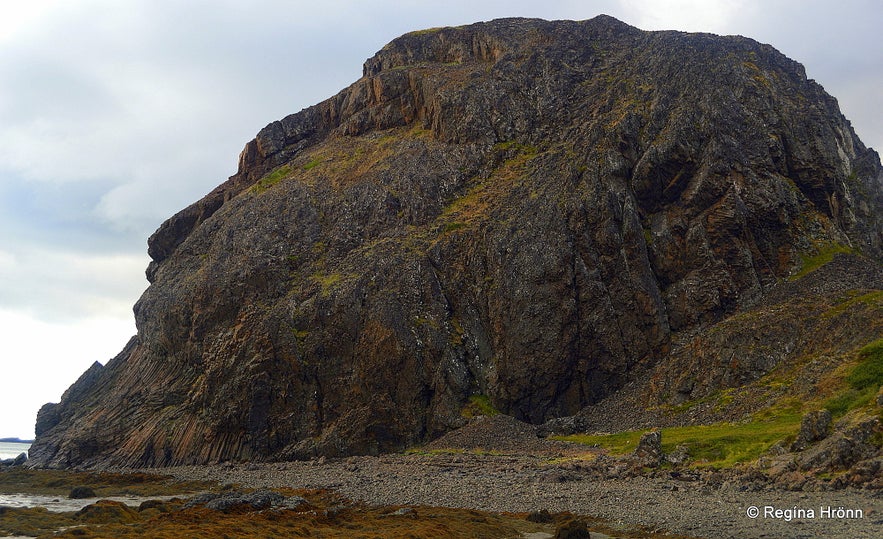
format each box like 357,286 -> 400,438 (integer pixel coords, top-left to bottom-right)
526,509 -> 554,523
69,486 -> 97,499
28,16 -> 883,467
11,453 -> 27,467
797,416 -> 880,472
791,409 -> 832,452
183,489 -> 304,512
633,430 -> 664,466
555,518 -> 592,539
846,457 -> 883,488
666,444 -> 690,465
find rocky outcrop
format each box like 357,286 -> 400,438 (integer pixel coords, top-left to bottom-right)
29,16 -> 883,467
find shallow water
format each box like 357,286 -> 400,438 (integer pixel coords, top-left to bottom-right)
0,442 -> 30,460
0,492 -> 178,512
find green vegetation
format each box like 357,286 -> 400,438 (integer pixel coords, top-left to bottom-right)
407,26 -> 446,36
555,401 -> 803,468
303,157 -> 322,171
823,290 -> 883,319
0,469 -> 210,497
825,338 -> 883,417
847,338 -> 883,389
252,164 -> 293,193
442,221 -> 466,233
789,243 -> 853,280
461,394 -> 500,419
310,272 -> 343,296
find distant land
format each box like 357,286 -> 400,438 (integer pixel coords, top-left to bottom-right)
0,437 -> 34,443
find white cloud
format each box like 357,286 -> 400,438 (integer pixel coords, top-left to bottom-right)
0,308 -> 135,439
618,0 -> 753,32
0,0 -> 57,43
0,247 -> 147,322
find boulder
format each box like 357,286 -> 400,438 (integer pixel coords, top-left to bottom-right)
69,486 -> 97,499
790,409 -> 832,451
633,430 -> 664,466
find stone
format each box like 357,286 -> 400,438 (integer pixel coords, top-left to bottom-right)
184,489 -> 287,512
666,444 -> 690,465
634,430 -> 664,466
791,409 -> 832,452
11,452 -> 27,466
526,509 -> 554,523
69,486 -> 97,499
554,518 -> 592,539
797,417 -> 880,472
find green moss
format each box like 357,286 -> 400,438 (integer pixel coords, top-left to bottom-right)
824,338 -> 883,417
442,221 -> 466,233
310,272 -> 342,296
252,164 -> 293,193
823,290 -> 883,319
407,26 -> 446,36
848,338 -> 883,390
789,243 -> 853,280
461,395 -> 500,419
303,157 -> 322,171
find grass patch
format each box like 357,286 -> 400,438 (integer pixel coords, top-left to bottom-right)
554,403 -> 802,468
823,290 -> 883,319
825,338 -> 883,417
252,164 -> 293,193
848,338 -> 883,390
789,243 -> 853,280
442,221 -> 466,233
461,395 -> 500,419
303,157 -> 322,171
310,272 -> 343,296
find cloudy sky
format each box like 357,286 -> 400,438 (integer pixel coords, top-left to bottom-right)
1,0 -> 880,440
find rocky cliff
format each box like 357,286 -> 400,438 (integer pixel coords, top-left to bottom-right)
30,16 -> 883,467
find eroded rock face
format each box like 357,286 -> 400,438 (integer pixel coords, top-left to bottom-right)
29,16 -> 883,467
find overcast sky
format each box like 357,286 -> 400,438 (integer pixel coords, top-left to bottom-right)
1,0 -> 880,440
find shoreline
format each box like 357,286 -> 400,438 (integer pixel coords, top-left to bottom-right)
145,452 -> 882,539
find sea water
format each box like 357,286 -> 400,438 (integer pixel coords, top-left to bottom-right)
0,441 -> 31,460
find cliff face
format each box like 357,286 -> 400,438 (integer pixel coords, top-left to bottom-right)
30,16 -> 883,467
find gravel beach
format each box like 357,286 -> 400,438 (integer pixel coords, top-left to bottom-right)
150,451 -> 881,539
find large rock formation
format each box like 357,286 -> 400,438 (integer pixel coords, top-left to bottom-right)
30,16 -> 883,467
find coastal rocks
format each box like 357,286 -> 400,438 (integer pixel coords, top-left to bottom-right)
554,519 -> 592,539
797,416 -> 880,472
75,500 -> 139,524
184,489 -> 309,513
632,431 -> 664,466
29,16 -> 883,467
0,453 -> 28,468
69,486 -> 97,499
791,409 -> 832,452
